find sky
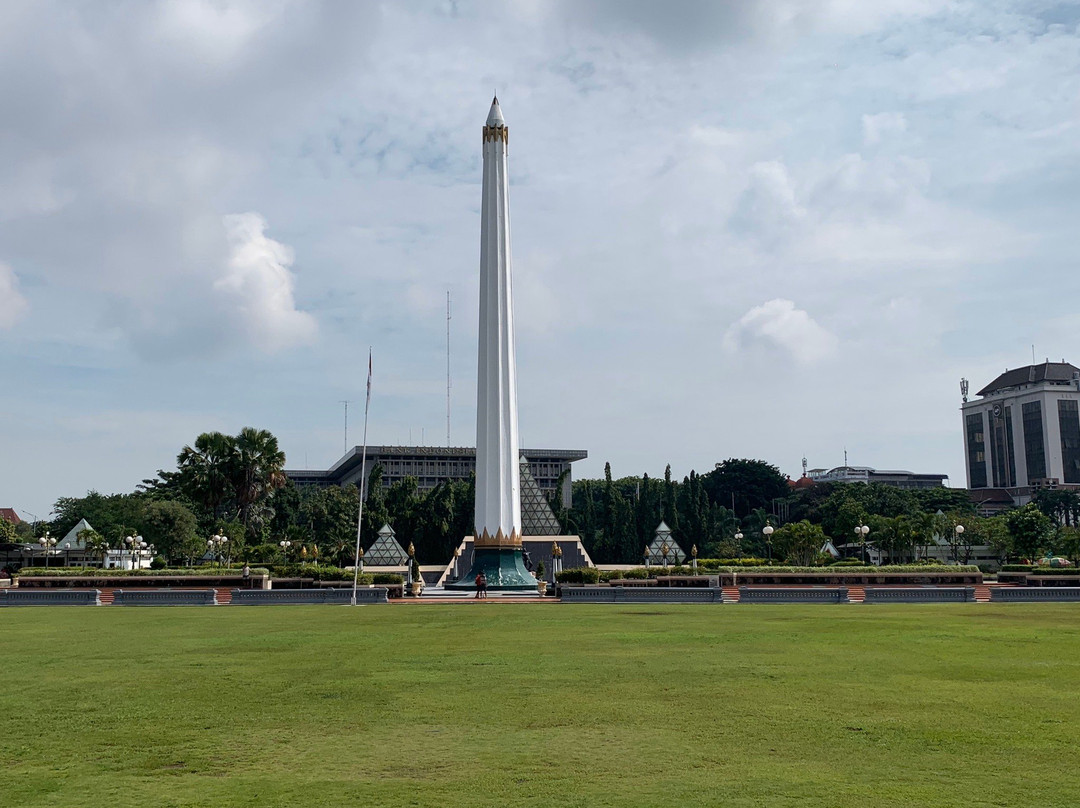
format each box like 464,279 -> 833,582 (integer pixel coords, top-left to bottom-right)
2,0 -> 1079,520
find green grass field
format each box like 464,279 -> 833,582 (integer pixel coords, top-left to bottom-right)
2,604 -> 1077,807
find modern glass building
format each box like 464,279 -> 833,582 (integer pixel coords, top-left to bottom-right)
961,361 -> 1080,496
286,445 -> 587,506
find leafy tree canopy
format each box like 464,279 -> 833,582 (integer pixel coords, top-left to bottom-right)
701,459 -> 789,518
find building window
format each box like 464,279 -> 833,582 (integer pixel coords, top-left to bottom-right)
966,412 -> 987,488
1059,400 -> 1080,484
1022,401 -> 1046,481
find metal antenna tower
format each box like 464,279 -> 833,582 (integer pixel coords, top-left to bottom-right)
339,400 -> 351,454
446,289 -> 452,447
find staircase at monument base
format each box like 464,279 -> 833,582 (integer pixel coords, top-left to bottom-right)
846,586 -> 866,604
973,584 -> 992,603
215,588 -> 232,604
721,586 -> 740,603
99,588 -> 115,605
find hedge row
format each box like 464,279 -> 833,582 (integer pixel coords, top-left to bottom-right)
557,564 -> 980,583
268,564 -> 403,584
710,564 -> 979,574
17,567 -> 270,578
1028,568 -> 1080,575
696,558 -> 770,569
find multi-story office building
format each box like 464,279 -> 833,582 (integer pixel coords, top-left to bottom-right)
961,361 -> 1080,496
806,466 -> 948,489
286,445 -> 587,505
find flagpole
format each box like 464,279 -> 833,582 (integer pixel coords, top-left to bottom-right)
351,348 -> 373,606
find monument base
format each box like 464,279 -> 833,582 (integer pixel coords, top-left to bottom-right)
445,546 -> 538,591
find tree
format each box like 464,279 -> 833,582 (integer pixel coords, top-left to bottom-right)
1033,489 -> 1080,527
870,515 -> 917,564
772,520 -> 828,566
79,528 -> 110,567
976,515 -> 1013,563
50,491 -> 146,542
1056,526 -> 1080,565
176,431 -> 237,520
701,459 -> 788,519
231,427 -> 287,538
0,518 -> 14,543
940,512 -> 975,564
1006,504 -> 1054,561
140,500 -> 200,564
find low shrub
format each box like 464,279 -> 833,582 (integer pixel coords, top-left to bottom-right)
149,556 -> 167,570
371,573 -> 404,585
697,558 -> 769,569
1000,565 -> 1033,572
1029,567 -> 1080,575
269,564 -> 356,581
556,567 -> 600,584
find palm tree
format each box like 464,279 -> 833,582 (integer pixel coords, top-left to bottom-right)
176,432 -> 238,519
80,529 -> 110,568
232,427 -> 287,538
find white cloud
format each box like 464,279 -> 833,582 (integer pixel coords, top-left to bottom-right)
862,111 -> 908,146
217,212 -> 316,352
0,262 -> 28,329
728,161 -> 805,245
723,299 -> 838,364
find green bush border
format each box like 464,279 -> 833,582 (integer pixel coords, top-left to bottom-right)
17,567 -> 269,578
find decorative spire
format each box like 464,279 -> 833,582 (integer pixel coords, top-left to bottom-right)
486,96 -> 505,127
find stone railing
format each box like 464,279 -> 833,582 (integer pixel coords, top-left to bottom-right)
738,587 -> 849,603
230,587 -> 388,605
1,589 -> 100,606
991,587 -> 1080,602
560,586 -> 721,603
863,586 -> 975,603
113,589 -> 217,606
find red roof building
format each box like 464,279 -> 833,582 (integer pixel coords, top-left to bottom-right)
0,508 -> 21,525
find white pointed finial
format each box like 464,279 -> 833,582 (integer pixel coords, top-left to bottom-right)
486,96 -> 505,127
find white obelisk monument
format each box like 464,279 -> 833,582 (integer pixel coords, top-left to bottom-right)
450,96 -> 536,590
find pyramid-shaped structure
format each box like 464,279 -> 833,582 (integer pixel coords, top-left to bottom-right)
520,455 -> 563,536
60,518 -> 95,550
645,520 -> 686,564
365,523 -> 408,565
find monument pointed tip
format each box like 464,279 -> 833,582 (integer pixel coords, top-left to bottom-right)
486,96 -> 505,126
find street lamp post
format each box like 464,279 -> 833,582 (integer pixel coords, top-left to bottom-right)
125,535 -> 147,569
855,525 -> 870,564
762,525 -> 774,563
954,524 -> 965,564
38,532 -> 57,568
206,533 -> 228,567
64,542 -> 70,568
278,539 -> 292,564
734,531 -> 743,560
